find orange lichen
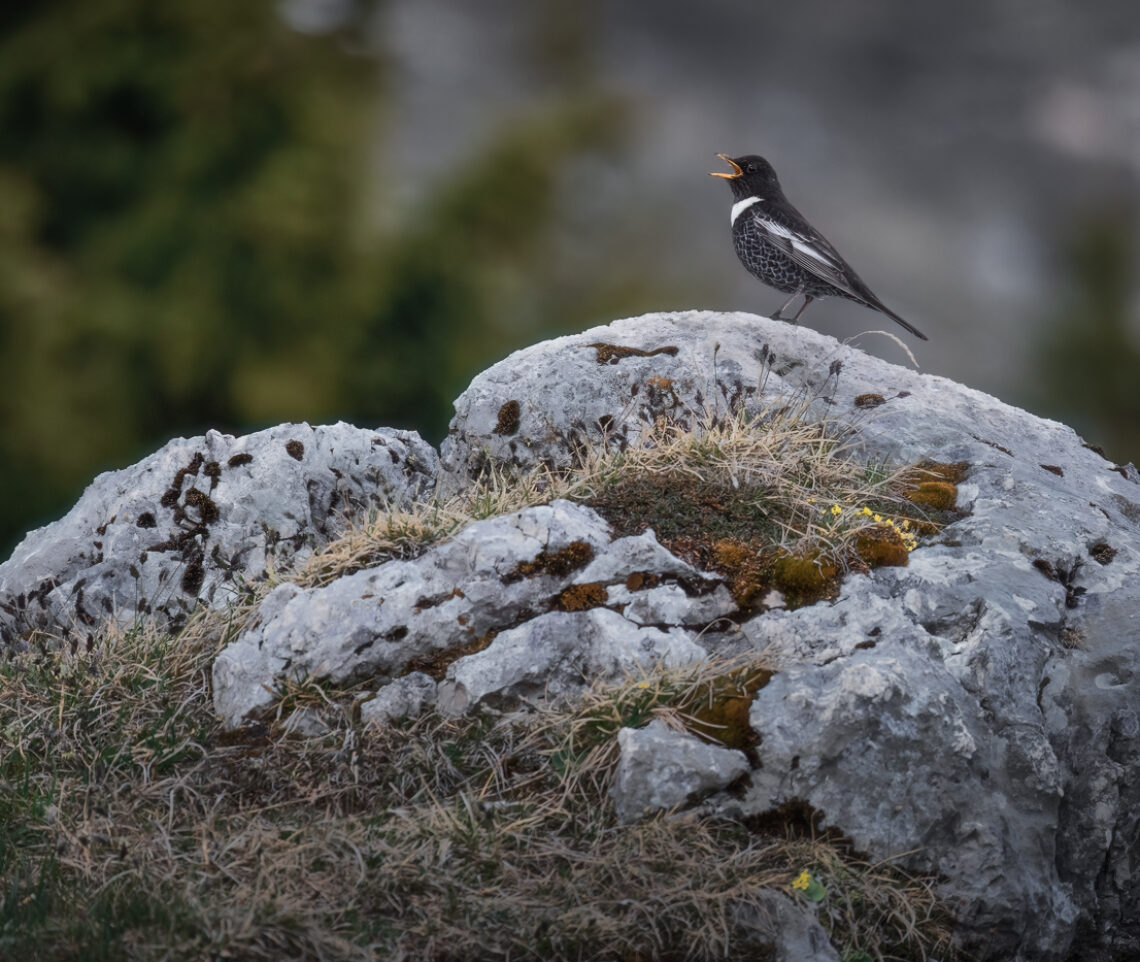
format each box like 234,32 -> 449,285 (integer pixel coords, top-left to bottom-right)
771,551 -> 840,607
556,582 -> 609,612
854,526 -> 910,567
905,480 -> 958,511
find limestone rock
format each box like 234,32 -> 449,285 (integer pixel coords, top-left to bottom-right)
436,608 -> 705,716
611,719 -> 749,824
0,422 -> 437,646
213,501 -> 726,728
443,311 -> 1140,961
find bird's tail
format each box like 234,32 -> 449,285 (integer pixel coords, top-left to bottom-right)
861,291 -> 929,341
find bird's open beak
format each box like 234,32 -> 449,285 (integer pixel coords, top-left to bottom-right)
710,153 -> 742,179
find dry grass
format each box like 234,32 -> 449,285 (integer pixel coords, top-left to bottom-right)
0,621 -> 957,961
0,388 -> 963,959
297,397 -> 942,596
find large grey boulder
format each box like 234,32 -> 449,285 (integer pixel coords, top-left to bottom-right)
0,422 -> 437,646
441,311 -> 1140,961
5,310 -> 1137,961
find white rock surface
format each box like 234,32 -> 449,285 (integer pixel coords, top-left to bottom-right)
441,311 -> 1140,961
213,501 -> 727,728
0,422 -> 436,644
611,719 -> 749,824
5,310 -> 1139,962
436,608 -> 705,715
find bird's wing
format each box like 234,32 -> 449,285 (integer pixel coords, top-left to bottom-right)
741,202 -> 930,341
745,204 -> 874,304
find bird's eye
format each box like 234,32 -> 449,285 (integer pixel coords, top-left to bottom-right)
746,163 -> 757,173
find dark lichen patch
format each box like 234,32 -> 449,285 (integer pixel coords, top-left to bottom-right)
136,512 -> 157,529
414,588 -> 464,612
404,630 -> 499,681
285,440 -> 305,461
504,540 -> 595,583
183,488 -> 219,524
586,342 -> 679,365
1032,557 -> 1087,609
974,436 -> 1013,457
493,400 -> 521,436
227,452 -> 254,468
180,555 -> 205,596
1090,542 -> 1117,565
555,582 -> 609,612
854,393 -> 886,409
1040,463 -> 1064,477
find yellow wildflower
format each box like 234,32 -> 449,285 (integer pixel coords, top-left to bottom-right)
793,870 -> 813,891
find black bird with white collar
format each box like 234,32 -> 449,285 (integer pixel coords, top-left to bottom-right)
711,153 -> 928,341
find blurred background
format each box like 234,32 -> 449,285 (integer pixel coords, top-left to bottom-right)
2,0 -> 1139,556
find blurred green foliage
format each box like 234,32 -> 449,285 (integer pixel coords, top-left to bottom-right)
0,0 -> 658,554
1036,206 -> 1140,465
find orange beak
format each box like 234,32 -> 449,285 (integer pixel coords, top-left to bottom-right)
710,153 -> 743,179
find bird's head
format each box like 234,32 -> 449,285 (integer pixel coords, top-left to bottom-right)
710,154 -> 780,200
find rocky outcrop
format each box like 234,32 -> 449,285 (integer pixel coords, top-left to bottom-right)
3,311 -> 1138,962
0,422 -> 437,645
213,500 -> 727,728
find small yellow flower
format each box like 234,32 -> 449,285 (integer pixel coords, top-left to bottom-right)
635,681 -> 650,689
829,504 -> 843,516
859,506 -> 872,517
792,870 -> 813,891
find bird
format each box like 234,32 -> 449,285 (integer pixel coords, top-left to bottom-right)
710,153 -> 928,341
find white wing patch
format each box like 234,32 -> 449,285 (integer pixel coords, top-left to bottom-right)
757,217 -> 840,269
730,196 -> 763,226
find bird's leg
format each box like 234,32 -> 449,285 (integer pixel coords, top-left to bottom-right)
771,291 -> 802,320
788,295 -> 815,323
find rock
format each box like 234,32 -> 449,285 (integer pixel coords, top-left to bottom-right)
213,500 -> 726,729
441,311 -> 783,484
611,719 -> 749,824
6,310 -> 1138,961
360,671 -> 438,727
0,422 -> 437,646
439,310 -> 1140,961
436,608 -> 706,716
